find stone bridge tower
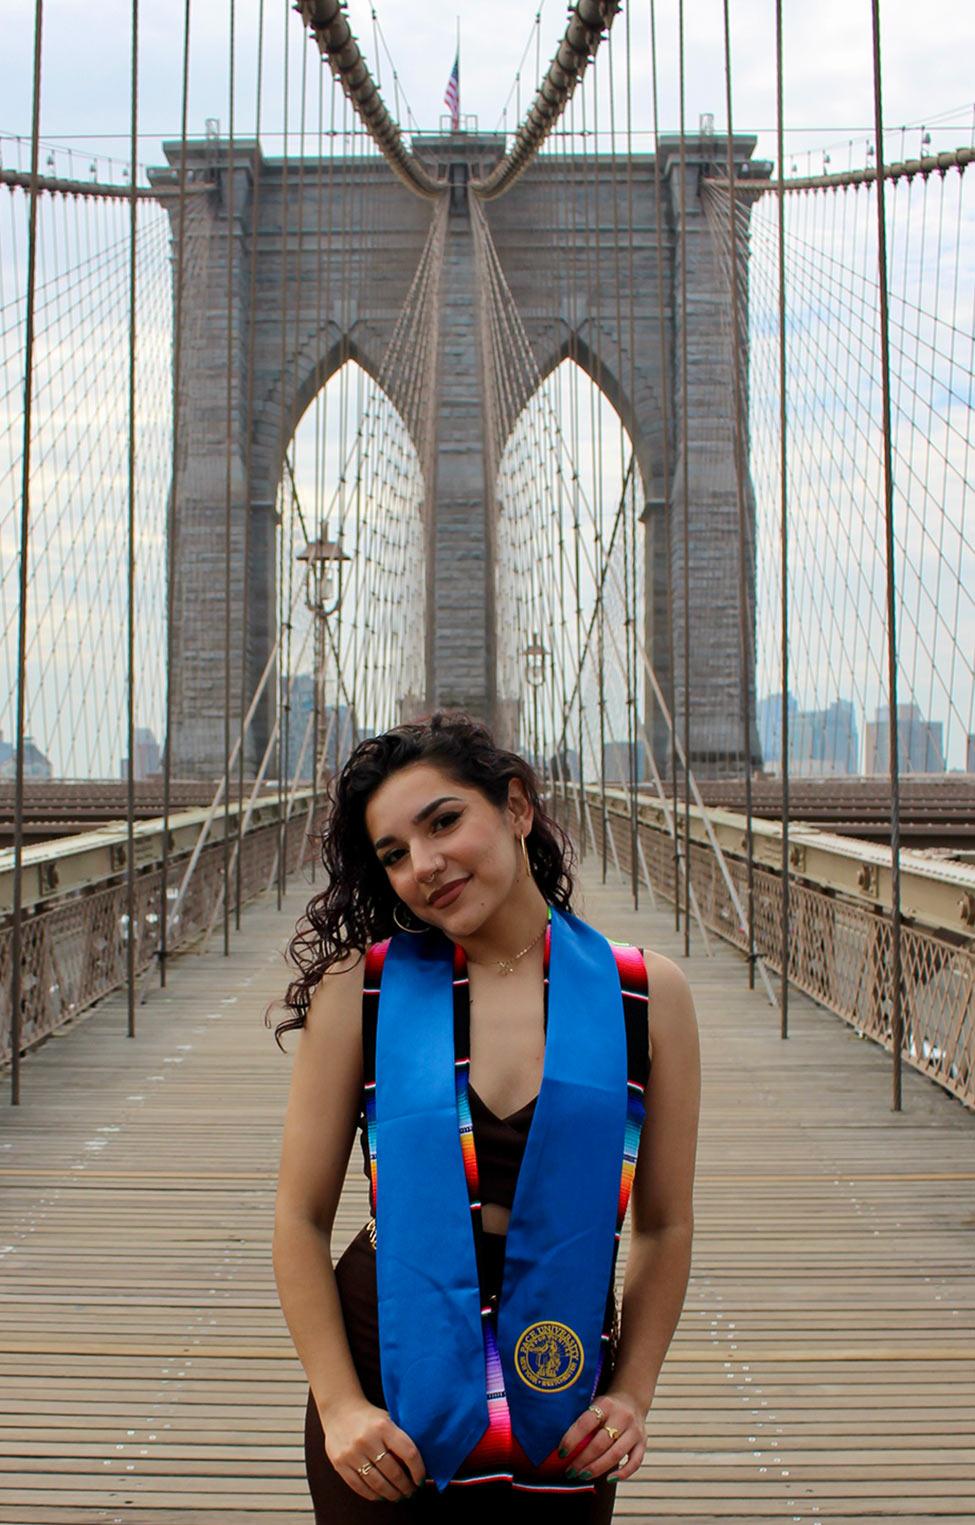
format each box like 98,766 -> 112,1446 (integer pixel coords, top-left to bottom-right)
150,133 -> 768,779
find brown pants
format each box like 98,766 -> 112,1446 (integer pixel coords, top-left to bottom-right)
305,1226 -> 619,1522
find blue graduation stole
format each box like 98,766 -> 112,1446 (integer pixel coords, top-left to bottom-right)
374,905 -> 626,1491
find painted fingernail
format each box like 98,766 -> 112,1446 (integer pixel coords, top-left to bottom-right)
558,1446 -> 568,1458
607,1472 -> 620,1482
579,1469 -> 592,1481
565,1466 -> 577,1478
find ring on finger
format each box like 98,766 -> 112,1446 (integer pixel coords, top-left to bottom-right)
587,1403 -> 605,1421
603,1423 -> 621,1442
373,1450 -> 389,1464
356,1460 -> 373,1476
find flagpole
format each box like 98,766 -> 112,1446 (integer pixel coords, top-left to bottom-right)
456,15 -> 460,129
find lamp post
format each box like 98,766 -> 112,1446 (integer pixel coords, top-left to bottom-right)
297,524 -> 350,877
523,633 -> 547,776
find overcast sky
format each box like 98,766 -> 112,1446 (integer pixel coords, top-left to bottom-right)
2,0 -> 973,182
2,1 -> 972,776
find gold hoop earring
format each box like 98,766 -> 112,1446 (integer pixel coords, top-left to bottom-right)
392,902 -> 429,935
520,834 -> 532,878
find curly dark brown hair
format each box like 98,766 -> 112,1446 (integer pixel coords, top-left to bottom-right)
271,710 -> 575,1045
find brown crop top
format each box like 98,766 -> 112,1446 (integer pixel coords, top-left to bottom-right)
355,1073 -> 535,1211
465,1085 -> 536,1208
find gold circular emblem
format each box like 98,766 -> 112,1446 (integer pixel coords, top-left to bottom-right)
514,1321 -> 584,1391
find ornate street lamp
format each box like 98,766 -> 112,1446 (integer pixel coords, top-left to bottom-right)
297,525 -> 351,856
523,633 -> 547,773
297,522 -> 350,620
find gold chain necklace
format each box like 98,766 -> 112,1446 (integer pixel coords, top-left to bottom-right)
470,916 -> 548,977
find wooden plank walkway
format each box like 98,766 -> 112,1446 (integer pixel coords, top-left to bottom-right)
0,865 -> 973,1522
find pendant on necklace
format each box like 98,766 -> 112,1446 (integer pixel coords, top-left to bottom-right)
498,958 -> 515,976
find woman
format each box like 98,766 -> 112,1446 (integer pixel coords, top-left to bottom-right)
272,712 -> 700,1520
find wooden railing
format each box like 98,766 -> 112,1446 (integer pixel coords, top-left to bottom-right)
555,785 -> 975,1111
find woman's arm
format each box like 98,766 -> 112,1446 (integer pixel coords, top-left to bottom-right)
271,954 -> 424,1502
557,950 -> 701,1482
272,953 -> 367,1415
611,951 -> 700,1405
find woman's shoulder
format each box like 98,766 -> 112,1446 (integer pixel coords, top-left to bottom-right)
586,919 -> 691,1004
642,947 -> 692,999
596,933 -> 696,1069
304,948 -> 368,1035
642,949 -> 699,1069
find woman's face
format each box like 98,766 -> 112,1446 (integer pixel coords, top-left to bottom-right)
363,761 -> 530,936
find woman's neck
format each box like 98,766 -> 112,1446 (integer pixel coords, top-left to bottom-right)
456,882 -> 550,971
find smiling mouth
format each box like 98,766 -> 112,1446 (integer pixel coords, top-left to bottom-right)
427,877 -> 470,908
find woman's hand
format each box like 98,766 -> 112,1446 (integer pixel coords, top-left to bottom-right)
320,1397 -> 426,1502
557,1387 -> 649,1484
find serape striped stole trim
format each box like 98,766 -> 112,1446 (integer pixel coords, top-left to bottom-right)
360,930 -> 649,1490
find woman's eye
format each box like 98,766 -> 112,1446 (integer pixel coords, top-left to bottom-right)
380,812 -> 460,867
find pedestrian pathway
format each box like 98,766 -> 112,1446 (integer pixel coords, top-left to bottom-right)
0,863 -> 972,1521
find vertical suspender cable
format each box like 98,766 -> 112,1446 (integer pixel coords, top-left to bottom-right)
568,94 -> 586,847
588,71 -> 609,882
648,0 -> 680,931
236,0 -> 265,929
569,94 -> 585,846
9,0 -> 44,1104
279,25 -> 309,907
277,5 -> 290,913
288,26 -> 310,882
221,0 -> 237,956
309,54 -> 325,881
721,0 -> 756,987
775,0 -> 791,1038
125,0 -> 140,1034
160,0 -> 192,990
869,0 -> 904,1111
623,8 -> 641,909
607,30 -> 638,908
677,0 -> 691,957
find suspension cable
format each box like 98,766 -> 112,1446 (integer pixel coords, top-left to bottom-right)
9,0 -> 44,1106
160,0 -> 192,991
721,0 -> 757,987
125,0 -> 140,1035
236,0 -> 265,929
476,1 -> 621,200
775,0 -> 791,1038
869,0 -> 904,1111
222,0 -> 237,955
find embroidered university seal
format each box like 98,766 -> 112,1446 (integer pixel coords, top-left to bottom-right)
514,1321 -> 584,1391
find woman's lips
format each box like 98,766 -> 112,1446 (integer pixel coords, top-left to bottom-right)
428,876 -> 469,908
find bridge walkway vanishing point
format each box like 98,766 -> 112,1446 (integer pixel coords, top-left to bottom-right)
0,865 -> 973,1523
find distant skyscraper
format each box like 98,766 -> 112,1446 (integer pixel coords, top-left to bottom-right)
756,692 -> 798,768
968,733 -> 975,773
818,699 -> 859,775
0,735 -> 52,780
121,726 -> 161,780
865,703 -> 945,774
755,694 -> 858,774
285,674 -> 316,780
549,748 -> 580,784
285,674 -> 356,780
603,738 -> 649,785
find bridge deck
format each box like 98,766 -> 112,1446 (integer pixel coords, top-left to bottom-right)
0,867 -> 972,1523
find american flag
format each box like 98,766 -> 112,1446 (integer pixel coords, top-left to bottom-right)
444,51 -> 460,130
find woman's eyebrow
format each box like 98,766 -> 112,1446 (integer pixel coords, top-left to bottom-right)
373,796 -> 464,853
